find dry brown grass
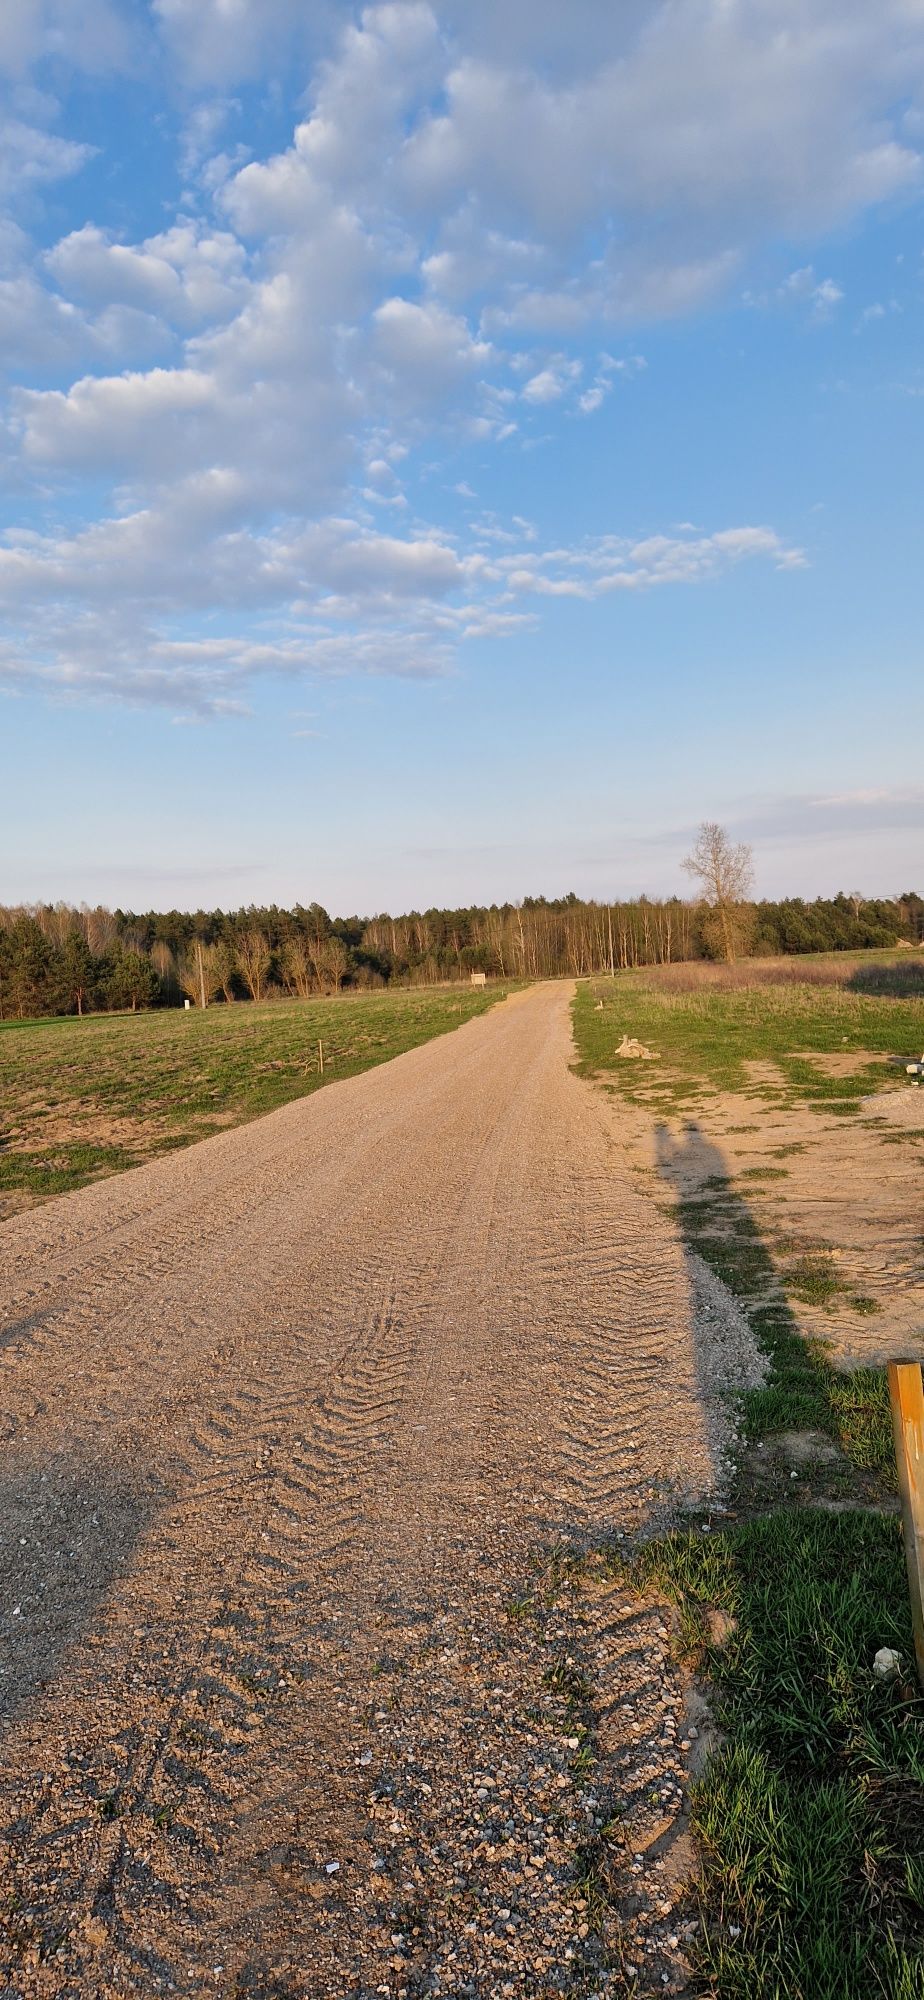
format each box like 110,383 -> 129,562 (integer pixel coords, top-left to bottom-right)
638,951 -> 924,997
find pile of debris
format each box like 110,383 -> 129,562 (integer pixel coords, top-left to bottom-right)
615,1034 -> 659,1062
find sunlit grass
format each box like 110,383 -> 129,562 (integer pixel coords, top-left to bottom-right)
0,985 -> 506,1210
572,959 -> 923,1116
632,1514 -> 924,2000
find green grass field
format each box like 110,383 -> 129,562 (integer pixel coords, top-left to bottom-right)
573,958 -> 924,1998
0,985 -> 504,1212
572,953 -> 924,1118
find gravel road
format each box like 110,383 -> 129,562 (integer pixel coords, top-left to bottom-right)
0,984 -> 739,1997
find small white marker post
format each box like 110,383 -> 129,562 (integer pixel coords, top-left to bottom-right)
888,1359 -> 924,1690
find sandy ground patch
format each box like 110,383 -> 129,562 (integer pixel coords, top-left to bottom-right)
864,1085 -> 924,1127
613,1081 -> 924,1368
2,1111 -> 167,1154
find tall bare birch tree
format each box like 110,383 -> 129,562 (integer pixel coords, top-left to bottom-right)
682,821 -> 754,961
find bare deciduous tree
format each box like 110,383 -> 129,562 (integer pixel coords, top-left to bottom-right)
214,941 -> 238,1003
83,905 -> 118,955
327,936 -> 350,992
310,935 -> 350,994
682,821 -> 754,962
177,938 -> 224,1008
235,928 -> 271,1001
150,939 -> 179,1002
281,936 -> 314,999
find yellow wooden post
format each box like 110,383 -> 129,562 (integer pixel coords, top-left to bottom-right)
887,1359 -> 924,1690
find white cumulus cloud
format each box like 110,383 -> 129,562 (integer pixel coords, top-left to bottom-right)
1,0 -> 917,716
45,222 -> 249,328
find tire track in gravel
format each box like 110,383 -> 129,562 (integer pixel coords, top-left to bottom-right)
0,983 -> 722,1996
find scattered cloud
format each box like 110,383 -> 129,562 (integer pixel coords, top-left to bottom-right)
485,524 -> 806,603
779,266 -> 845,317
2,0 -> 921,716
0,116 -> 93,196
521,358 -> 582,405
578,351 -> 646,415
745,264 -> 846,318
0,511 -> 804,711
856,298 -> 900,330
178,98 -> 242,181
734,788 -> 924,845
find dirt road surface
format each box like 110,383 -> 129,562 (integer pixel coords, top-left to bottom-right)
0,984 -> 735,1997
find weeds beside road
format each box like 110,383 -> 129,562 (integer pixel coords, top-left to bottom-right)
574,962 -> 924,1997
634,1511 -> 923,2000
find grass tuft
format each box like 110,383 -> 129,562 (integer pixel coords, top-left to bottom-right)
633,1513 -> 924,1998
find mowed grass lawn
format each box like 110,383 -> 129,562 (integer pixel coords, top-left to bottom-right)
0,985 -> 504,1214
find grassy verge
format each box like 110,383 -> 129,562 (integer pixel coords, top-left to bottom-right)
0,985 -> 509,1212
571,967 -> 924,1994
633,1513 -> 924,1999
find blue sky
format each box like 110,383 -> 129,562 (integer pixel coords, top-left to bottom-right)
1,0 -> 922,913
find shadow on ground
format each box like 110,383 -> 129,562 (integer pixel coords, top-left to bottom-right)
0,1446 -> 157,1729
652,1119 -> 895,1507
847,960 -> 924,997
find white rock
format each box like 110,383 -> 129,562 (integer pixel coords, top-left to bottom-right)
873,1646 -> 901,1681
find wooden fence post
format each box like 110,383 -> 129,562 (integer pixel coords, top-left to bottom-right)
887,1359 -> 924,1690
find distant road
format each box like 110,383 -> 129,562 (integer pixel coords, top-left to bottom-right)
0,982 -> 715,1993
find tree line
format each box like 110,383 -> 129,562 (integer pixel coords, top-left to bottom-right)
0,886 -> 919,1021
